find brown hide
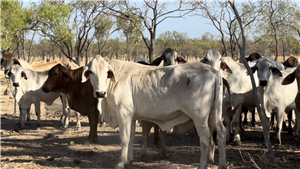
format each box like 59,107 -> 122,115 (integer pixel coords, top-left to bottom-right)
42,64 -> 98,144
283,56 -> 298,68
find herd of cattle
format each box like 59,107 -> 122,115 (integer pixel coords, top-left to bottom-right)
1,48 -> 300,169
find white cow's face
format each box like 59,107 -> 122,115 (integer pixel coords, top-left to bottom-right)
250,58 -> 283,86
8,63 -> 27,88
81,57 -> 115,98
163,51 -> 178,66
201,49 -> 222,71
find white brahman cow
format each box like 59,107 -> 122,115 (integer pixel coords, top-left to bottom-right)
251,57 -> 300,148
81,56 -> 227,169
201,49 -> 259,146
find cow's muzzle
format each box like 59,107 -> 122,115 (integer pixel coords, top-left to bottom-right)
95,91 -> 106,98
259,80 -> 268,86
42,86 -> 50,93
13,82 -> 20,87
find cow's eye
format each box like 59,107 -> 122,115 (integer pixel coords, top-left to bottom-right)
54,72 -> 58,77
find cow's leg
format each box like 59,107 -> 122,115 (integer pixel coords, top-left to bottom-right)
86,110 -> 99,144
25,106 -> 31,126
232,106 -> 242,146
159,129 -> 168,155
140,121 -> 152,157
60,94 -> 69,129
251,110 -> 257,127
223,107 -> 232,142
294,109 -> 300,139
116,114 -> 133,169
194,120 -> 210,169
216,119 -> 227,169
153,124 -> 159,145
34,101 -> 41,129
287,110 -> 294,135
75,112 -> 81,131
207,115 -> 215,165
275,110 -> 285,149
128,119 -> 136,162
18,106 -> 26,128
242,107 -> 248,127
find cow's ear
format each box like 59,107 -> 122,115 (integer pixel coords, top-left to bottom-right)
12,59 -> 21,66
81,66 -> 90,83
220,61 -> 232,73
270,66 -> 282,77
107,64 -> 116,82
248,65 -> 257,75
281,72 -> 295,85
21,71 -> 27,80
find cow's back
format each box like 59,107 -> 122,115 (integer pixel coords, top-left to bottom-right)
108,61 -> 218,125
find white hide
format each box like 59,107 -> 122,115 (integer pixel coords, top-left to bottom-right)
83,57 -> 227,169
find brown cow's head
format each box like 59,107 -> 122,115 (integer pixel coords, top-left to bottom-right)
246,52 -> 262,62
42,64 -> 76,93
282,65 -> 300,92
282,56 -> 298,69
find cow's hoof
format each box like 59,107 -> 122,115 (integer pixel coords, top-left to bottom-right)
274,144 -> 281,150
261,144 -> 267,149
25,122 -> 31,126
218,164 -> 227,169
85,140 -> 97,145
116,163 -> 124,169
243,124 -> 250,129
99,123 -> 107,127
75,127 -> 81,131
36,127 -> 41,130
160,150 -> 168,156
232,140 -> 241,146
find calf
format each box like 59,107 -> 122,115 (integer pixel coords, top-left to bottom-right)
251,58 -> 300,148
81,56 -> 227,169
42,64 -> 99,144
7,60 -> 80,129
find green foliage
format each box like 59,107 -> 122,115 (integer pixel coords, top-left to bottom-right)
157,31 -> 188,51
116,13 -> 143,44
95,15 -> 113,41
35,1 -> 73,42
1,1 -> 34,50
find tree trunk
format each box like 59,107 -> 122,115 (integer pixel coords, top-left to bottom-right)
28,30 -> 38,63
274,28 -> 279,61
229,0 -> 275,164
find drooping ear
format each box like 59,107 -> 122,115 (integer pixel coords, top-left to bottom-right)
81,66 -> 90,83
12,59 -> 22,66
107,64 -> 116,82
248,65 -> 257,75
281,71 -> 295,85
220,61 -> 232,73
270,66 -> 282,77
21,71 -> 27,80
151,57 -> 163,66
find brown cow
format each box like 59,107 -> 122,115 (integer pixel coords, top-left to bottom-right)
42,64 -> 99,144
282,56 -> 299,69
245,52 -> 262,62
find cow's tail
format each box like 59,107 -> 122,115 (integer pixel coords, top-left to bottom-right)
210,70 -> 224,143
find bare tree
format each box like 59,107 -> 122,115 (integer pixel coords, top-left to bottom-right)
102,0 -> 197,63
198,1 -> 263,58
229,0 -> 275,164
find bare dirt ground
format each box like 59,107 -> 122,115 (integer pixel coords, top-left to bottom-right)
1,69 -> 300,169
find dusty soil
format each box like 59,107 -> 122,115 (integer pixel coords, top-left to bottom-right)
1,69 -> 300,169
